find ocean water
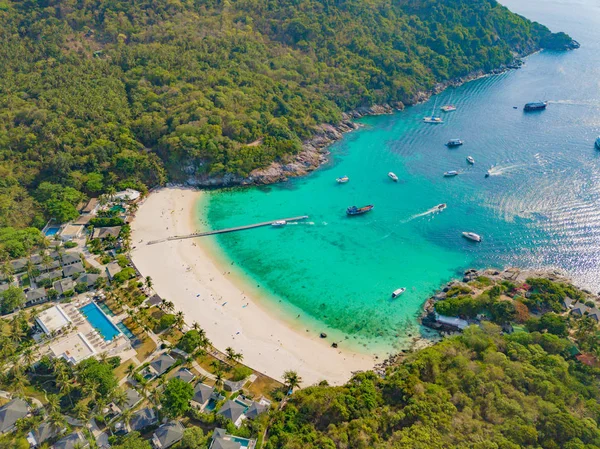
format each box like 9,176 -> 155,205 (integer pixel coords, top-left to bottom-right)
201,0 -> 600,354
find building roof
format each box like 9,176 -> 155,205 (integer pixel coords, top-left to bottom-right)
571,303 -> 590,315
124,388 -> 142,409
59,225 -> 84,238
129,407 -> 157,432
37,305 -> 72,335
77,273 -> 101,288
435,314 -> 469,330
211,437 -> 242,449
153,421 -> 184,448
26,287 -> 47,303
0,398 -> 29,434
35,269 -> 64,282
51,431 -> 89,449
53,278 -> 75,295
150,353 -> 176,376
92,226 -> 122,240
63,262 -> 85,278
217,400 -> 246,423
50,332 -> 96,364
106,262 -> 122,279
589,308 -> 600,321
35,260 -> 62,272
147,294 -> 162,307
563,297 -> 576,308
192,383 -> 215,405
81,198 -> 99,214
576,353 -> 597,367
73,214 -> 93,225
10,258 -> 28,272
114,189 -> 141,202
173,368 -> 195,384
27,421 -> 62,446
245,401 -> 268,419
61,253 -> 81,266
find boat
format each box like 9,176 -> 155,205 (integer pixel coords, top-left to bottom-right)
462,232 -> 482,242
336,176 -> 349,183
444,171 -> 459,177
388,172 -> 398,182
391,288 -> 406,298
446,139 -> 463,147
346,205 -> 374,216
524,101 -> 547,111
423,97 -> 444,123
595,137 -> 600,149
440,104 -> 457,112
485,169 -> 491,178
271,220 -> 287,227
466,156 -> 475,164
436,203 -> 447,211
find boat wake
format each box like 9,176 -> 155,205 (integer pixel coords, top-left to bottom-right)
487,164 -> 525,177
401,205 -> 446,223
547,99 -> 600,108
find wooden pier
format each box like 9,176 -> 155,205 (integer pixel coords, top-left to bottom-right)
146,215 -> 309,245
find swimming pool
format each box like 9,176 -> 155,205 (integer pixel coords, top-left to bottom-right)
98,302 -> 115,316
230,436 -> 252,449
44,227 -> 60,236
116,322 -> 135,339
80,302 -> 121,341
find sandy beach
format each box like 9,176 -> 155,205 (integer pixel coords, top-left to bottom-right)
130,187 -> 375,386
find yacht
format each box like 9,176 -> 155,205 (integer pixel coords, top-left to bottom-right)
446,139 -> 463,147
462,232 -> 482,242
336,176 -> 349,183
388,172 -> 399,181
444,171 -> 459,177
466,156 -> 475,164
423,98 -> 444,124
524,101 -> 547,111
271,220 -> 287,227
347,205 -> 374,216
392,288 -> 406,298
441,104 -> 457,112
596,137 -> 600,150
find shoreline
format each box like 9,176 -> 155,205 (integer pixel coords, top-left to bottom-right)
130,187 -> 376,386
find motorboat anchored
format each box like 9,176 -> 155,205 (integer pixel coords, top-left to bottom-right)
336,176 -> 349,183
271,220 -> 287,227
346,205 -> 374,216
466,156 -> 475,164
441,104 -> 457,112
462,232 -> 482,242
446,139 -> 463,147
524,101 -> 547,111
596,137 -> 600,150
444,171 -> 459,177
388,172 -> 399,182
392,288 -> 406,298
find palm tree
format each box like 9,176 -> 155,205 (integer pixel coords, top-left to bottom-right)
119,408 -> 133,431
46,394 -> 61,414
111,389 -> 128,408
214,370 -> 224,390
192,322 -> 200,331
126,363 -> 136,378
48,411 -> 66,433
145,276 -> 153,289
175,311 -> 185,330
283,370 -> 302,392
0,262 -> 14,284
225,347 -> 243,364
73,401 -> 89,422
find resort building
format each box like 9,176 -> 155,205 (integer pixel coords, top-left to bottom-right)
61,253 -> 82,267
35,269 -> 63,284
172,367 -> 195,384
217,400 -> 247,428
76,273 -> 101,289
114,188 -> 141,202
0,398 -> 29,435
191,383 -> 217,411
105,262 -> 122,280
434,313 -> 469,331
51,431 -> 89,449
59,224 -> 84,242
25,287 -> 48,306
148,353 -> 176,378
209,428 -> 256,449
146,294 -> 162,307
127,407 -> 158,433
151,421 -> 184,449
63,262 -> 85,278
50,332 -> 96,365
10,258 -> 28,273
53,278 -> 75,296
36,305 -> 72,336
81,198 -> 99,215
26,422 -> 63,447
93,226 -> 122,240
245,401 -> 269,419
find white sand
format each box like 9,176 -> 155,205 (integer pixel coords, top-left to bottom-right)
130,187 -> 375,386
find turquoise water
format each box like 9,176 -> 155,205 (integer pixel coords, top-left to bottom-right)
116,321 -> 135,339
98,302 -> 115,316
203,0 -> 600,353
80,303 -> 121,341
44,227 -> 60,236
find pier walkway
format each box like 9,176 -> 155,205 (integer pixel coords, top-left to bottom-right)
146,215 -> 309,245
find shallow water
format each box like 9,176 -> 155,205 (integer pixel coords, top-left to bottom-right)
202,0 -> 600,353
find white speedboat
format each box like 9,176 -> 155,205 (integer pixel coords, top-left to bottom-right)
441,104 -> 457,112
388,172 -> 398,181
466,156 -> 475,164
336,176 -> 349,183
436,203 -> 447,211
462,232 -> 482,242
392,288 -> 406,298
444,171 -> 459,177
272,220 -> 287,227
596,137 -> 600,150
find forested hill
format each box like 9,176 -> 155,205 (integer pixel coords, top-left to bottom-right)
0,0 -> 571,227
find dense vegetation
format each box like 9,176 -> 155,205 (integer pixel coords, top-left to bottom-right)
0,0 -> 568,227
267,324 -> 600,449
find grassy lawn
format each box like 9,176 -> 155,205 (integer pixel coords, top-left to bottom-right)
134,337 -> 157,361
114,358 -> 136,381
246,373 -> 283,401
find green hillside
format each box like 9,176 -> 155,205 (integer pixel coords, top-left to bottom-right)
0,0 -> 568,227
